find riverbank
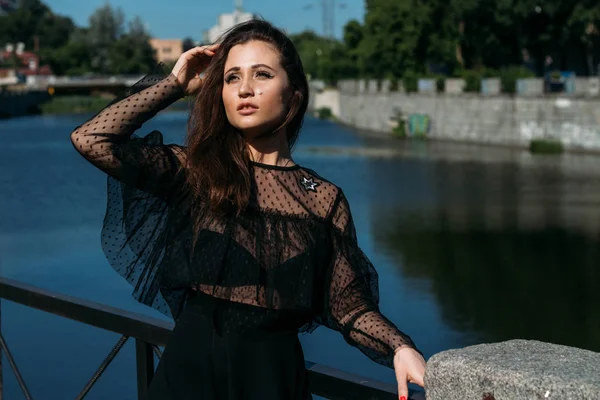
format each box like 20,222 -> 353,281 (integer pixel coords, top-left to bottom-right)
40,95 -> 112,115
0,88 -> 51,118
39,95 -> 192,115
311,82 -> 600,154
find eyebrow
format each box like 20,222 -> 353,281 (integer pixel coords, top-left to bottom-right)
224,64 -> 276,75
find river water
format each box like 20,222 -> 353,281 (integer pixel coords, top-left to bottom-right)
1,111 -> 599,399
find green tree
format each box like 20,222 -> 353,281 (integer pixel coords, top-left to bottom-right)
357,0 -> 432,78
343,19 -> 363,50
107,17 -> 156,74
290,30 -> 323,80
73,4 -> 155,74
567,0 -> 600,75
0,0 -> 74,50
290,30 -> 356,85
342,20 -> 363,76
87,3 -> 125,71
183,37 -> 196,52
43,28 -> 93,75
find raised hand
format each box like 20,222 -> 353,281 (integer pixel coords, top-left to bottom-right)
171,44 -> 219,96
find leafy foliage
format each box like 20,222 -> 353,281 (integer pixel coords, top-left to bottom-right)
1,1 -> 158,75
292,0 -> 600,84
1,0 -> 598,80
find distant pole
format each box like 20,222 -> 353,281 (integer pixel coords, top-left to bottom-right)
322,0 -> 337,39
235,0 -> 243,12
322,0 -> 328,38
330,0 -> 335,40
303,0 -> 339,39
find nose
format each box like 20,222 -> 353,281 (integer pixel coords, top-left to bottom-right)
238,77 -> 254,98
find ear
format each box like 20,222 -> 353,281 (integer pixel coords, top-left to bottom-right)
286,90 -> 300,110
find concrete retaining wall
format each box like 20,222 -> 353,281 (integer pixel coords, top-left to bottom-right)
308,77 -> 600,151
334,86 -> 600,152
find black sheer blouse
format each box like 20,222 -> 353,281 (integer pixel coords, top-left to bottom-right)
69,71 -> 420,368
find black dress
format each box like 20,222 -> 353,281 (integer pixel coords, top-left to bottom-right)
70,69 -> 421,399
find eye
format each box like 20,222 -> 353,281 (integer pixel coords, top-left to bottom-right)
256,71 -> 273,79
224,74 -> 239,83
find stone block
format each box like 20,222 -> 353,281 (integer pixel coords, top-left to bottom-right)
380,80 -> 391,93
425,339 -> 600,400
575,78 -> 600,97
445,79 -> 465,94
481,78 -> 501,95
418,79 -> 436,94
357,79 -> 367,93
341,80 -> 359,94
368,79 -> 379,93
516,79 -> 544,96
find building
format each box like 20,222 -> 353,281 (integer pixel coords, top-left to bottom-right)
0,43 -> 52,82
149,39 -> 184,63
203,0 -> 255,44
0,0 -> 18,16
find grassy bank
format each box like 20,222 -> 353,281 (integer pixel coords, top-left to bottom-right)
529,139 -> 564,155
41,96 -> 113,115
41,96 -> 191,115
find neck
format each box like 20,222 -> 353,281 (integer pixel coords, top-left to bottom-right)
246,130 -> 293,167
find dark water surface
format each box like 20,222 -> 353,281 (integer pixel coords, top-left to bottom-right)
1,111 -> 599,399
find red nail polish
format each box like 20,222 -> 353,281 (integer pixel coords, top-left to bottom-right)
400,396 -> 407,400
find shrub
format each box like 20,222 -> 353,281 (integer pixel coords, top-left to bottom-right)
461,70 -> 482,92
423,73 -> 445,93
529,139 -> 564,154
316,107 -> 333,120
389,77 -> 400,92
499,66 -> 535,94
402,70 -> 418,93
392,120 -> 407,138
391,109 -> 406,138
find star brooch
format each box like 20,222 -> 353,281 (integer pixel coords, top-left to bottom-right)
300,176 -> 319,192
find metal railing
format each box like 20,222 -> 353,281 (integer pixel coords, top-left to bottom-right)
0,277 -> 425,400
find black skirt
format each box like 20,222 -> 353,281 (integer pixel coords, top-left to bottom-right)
148,291 -> 312,400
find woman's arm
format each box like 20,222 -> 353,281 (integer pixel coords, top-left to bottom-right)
70,72 -> 186,194
323,189 -> 425,396
70,45 -> 219,197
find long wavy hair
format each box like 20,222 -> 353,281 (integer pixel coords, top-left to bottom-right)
183,19 -> 309,218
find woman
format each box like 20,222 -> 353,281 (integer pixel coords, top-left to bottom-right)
70,19 -> 425,400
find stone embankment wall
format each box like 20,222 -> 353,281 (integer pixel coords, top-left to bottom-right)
310,78 -> 600,152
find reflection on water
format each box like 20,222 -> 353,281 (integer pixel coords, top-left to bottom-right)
369,153 -> 600,352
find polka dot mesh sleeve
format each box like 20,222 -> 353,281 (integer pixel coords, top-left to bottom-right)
69,67 -> 189,318
70,70 -> 185,198
323,190 -> 422,368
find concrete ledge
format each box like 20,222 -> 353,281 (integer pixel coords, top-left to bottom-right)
424,339 -> 600,400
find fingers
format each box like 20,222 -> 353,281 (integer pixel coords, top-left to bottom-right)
410,354 -> 426,387
410,372 -> 425,388
185,44 -> 219,59
395,367 -> 409,400
204,43 -> 220,51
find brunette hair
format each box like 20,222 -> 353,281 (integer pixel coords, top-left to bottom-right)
184,19 -> 309,216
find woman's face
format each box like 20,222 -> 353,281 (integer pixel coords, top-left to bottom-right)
222,40 -> 292,139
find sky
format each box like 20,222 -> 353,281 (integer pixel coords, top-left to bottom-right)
44,0 -> 365,41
